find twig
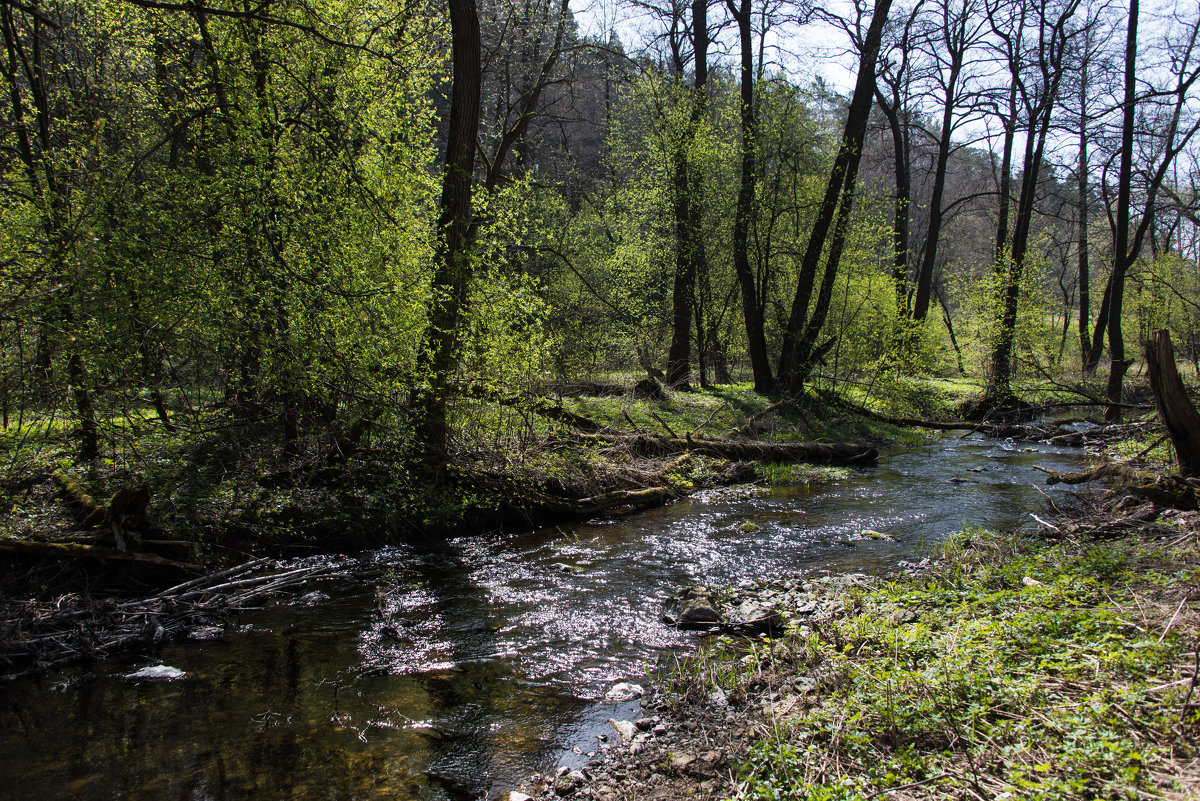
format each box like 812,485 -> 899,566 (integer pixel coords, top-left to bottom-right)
689,402 -> 729,439
1181,644 -> 1199,725
1030,513 -> 1061,532
1160,596 -> 1190,643
650,412 -> 679,439
865,772 -> 951,798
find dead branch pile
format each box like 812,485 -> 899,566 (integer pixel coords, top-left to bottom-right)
985,418 -> 1154,446
0,558 -> 342,681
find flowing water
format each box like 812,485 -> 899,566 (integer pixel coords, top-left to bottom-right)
0,434 -> 1093,801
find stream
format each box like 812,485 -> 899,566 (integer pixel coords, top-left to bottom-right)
0,434 -> 1093,801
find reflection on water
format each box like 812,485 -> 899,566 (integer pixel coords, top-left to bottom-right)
0,435 -> 1091,800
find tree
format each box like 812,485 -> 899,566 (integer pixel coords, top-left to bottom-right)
982,0 -> 1082,406
665,0 -> 710,388
776,0 -> 894,394
1102,0 -> 1200,420
413,0 -> 482,466
910,0 -> 988,324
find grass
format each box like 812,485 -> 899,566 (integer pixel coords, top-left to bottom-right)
661,525 -> 1200,800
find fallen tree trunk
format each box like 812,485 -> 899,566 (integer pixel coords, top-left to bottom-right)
1035,463 -> 1200,511
0,539 -> 199,572
581,433 -> 878,465
529,486 -> 680,518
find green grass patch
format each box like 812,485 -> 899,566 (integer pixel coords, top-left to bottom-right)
688,527 -> 1200,800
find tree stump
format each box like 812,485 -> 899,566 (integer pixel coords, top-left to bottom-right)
1145,329 -> 1200,476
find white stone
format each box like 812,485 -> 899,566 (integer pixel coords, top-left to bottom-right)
126,665 -> 185,681
604,681 -> 644,702
607,718 -> 637,744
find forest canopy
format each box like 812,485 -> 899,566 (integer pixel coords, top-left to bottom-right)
1,0 -> 1198,467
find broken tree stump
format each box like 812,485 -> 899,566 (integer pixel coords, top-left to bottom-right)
1145,329 -> 1200,477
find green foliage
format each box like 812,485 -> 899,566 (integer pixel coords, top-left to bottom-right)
729,531 -> 1197,800
949,244 -> 1060,381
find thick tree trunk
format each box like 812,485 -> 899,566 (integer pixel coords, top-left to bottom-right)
1146,329 -> 1200,476
666,0 -> 709,389
413,0 -> 481,467
877,95 -> 911,326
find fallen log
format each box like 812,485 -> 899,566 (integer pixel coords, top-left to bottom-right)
581,433 -> 878,465
1034,463 -> 1159,486
522,486 -> 679,518
0,539 -> 199,572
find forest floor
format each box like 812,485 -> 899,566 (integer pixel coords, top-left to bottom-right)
506,454 -> 1200,800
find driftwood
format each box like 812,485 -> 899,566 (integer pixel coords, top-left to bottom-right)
0,558 -> 341,681
1145,329 -> 1200,476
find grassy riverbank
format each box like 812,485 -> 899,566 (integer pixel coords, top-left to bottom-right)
536,490 -> 1200,800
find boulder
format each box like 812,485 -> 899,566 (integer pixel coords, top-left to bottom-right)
725,599 -> 781,635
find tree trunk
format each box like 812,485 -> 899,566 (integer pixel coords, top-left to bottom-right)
1076,59 -> 1092,372
1146,329 -> 1200,476
1104,0 -> 1139,423
727,0 -> 775,394
913,50 -> 964,323
413,0 -> 481,467
878,95 -> 911,326
666,0 -> 709,389
777,0 -> 893,394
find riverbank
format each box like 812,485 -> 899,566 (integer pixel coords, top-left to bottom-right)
0,382 -> 896,679
509,480 -> 1200,800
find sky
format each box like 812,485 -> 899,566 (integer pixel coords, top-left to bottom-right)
570,0 -> 862,92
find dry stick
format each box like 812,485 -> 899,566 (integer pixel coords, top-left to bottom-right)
1159,596 -> 1190,643
865,772 -> 952,798
689,402 -> 729,439
170,566 -> 320,602
1181,645 -> 1200,725
149,557 -> 272,600
650,412 -> 678,439
1030,513 -> 1061,532
621,410 -> 642,433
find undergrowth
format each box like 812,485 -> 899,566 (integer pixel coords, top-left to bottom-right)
673,527 -> 1200,799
